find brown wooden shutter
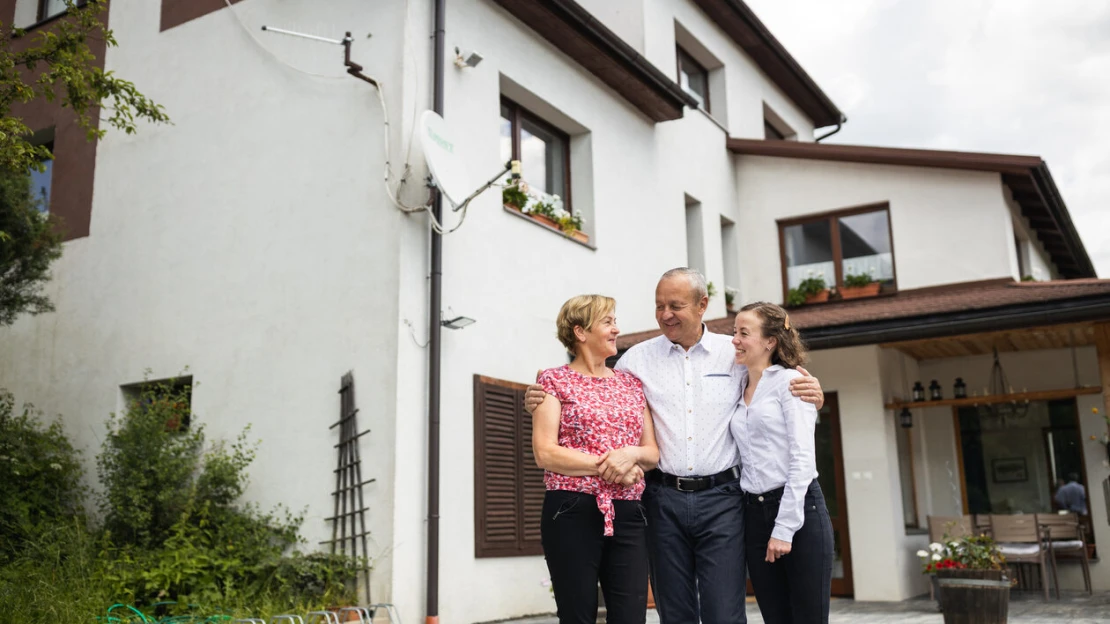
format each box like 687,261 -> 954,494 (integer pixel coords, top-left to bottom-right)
474,375 -> 544,558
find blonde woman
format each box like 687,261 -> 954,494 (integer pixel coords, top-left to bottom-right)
533,295 -> 659,624
731,301 -> 834,624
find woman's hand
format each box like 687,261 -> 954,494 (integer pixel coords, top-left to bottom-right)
765,538 -> 792,563
596,447 -> 640,483
619,465 -> 644,486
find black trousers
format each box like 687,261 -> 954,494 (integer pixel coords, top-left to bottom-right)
745,481 -> 834,624
642,474 -> 747,624
541,490 -> 649,624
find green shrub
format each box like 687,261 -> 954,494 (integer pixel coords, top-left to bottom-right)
0,378 -> 361,620
0,390 -> 84,560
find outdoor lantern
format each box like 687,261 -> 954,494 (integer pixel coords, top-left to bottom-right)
953,377 -> 967,399
912,381 -> 925,402
929,380 -> 942,401
899,407 -> 913,428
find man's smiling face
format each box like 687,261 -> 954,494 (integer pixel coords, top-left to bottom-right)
655,276 -> 708,349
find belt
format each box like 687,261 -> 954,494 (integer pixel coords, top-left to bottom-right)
744,486 -> 785,505
648,466 -> 740,493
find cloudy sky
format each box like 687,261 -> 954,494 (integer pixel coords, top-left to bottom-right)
745,0 -> 1110,277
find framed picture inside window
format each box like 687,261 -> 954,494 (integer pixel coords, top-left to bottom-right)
991,457 -> 1028,483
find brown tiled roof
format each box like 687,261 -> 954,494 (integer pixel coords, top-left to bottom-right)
616,279 -> 1110,351
726,139 -> 1096,279
491,0 -> 698,122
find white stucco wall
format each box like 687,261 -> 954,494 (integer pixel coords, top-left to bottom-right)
0,0 -> 412,609
806,346 -> 927,601
640,0 -> 817,141
734,156 -> 1021,304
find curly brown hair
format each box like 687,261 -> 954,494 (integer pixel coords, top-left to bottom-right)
739,301 -> 808,368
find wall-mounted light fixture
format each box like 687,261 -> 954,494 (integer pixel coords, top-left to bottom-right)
899,407 -> 913,429
441,315 -> 476,330
454,47 -> 483,69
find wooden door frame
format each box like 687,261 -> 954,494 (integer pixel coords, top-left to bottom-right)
823,392 -> 854,596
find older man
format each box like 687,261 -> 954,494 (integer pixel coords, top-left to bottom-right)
526,268 -> 823,624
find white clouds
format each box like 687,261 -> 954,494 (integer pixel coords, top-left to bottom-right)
746,0 -> 1110,276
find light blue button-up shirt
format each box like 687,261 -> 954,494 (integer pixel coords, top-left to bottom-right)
730,364 -> 819,543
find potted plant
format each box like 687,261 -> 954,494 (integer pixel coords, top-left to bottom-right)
917,534 -> 1009,624
503,182 -> 589,243
725,287 -> 738,313
786,272 -> 828,307
840,269 -> 881,299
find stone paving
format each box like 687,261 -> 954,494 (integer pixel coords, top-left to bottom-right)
497,591 -> 1110,624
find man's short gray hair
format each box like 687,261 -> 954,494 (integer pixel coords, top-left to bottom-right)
660,267 -> 708,301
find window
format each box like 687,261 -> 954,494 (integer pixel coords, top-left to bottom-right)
779,204 -> 896,296
956,398 -> 1094,548
676,47 -> 709,112
121,376 -> 194,431
38,0 -> 84,22
720,215 -> 739,300
684,194 -> 705,274
763,103 -> 795,141
500,97 -> 570,207
473,375 -> 545,558
896,427 -> 920,529
28,142 -> 53,213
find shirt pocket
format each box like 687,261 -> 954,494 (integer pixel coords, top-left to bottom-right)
701,371 -> 738,406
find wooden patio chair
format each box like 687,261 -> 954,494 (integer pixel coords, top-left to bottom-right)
1035,513 -> 1092,597
927,515 -> 973,543
974,514 -> 991,535
990,514 -> 1051,600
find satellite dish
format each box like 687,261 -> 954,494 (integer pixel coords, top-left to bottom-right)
419,110 -> 471,208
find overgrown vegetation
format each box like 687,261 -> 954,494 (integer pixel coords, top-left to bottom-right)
0,381 -> 360,622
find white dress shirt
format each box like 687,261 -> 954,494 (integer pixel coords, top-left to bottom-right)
616,327 -> 743,476
730,365 -> 819,543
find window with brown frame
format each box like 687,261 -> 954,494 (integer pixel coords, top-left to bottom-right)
473,375 -> 545,558
676,46 -> 709,112
38,0 -> 85,22
779,203 -> 896,297
499,97 -> 570,208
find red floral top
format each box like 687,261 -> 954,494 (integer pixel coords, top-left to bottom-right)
538,365 -> 647,536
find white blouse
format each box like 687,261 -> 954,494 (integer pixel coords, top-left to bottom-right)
729,365 -> 819,543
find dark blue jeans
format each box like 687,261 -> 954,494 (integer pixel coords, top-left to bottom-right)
744,481 -> 834,624
642,476 -> 747,624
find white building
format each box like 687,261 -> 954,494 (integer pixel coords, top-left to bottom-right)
2,0 -> 1108,621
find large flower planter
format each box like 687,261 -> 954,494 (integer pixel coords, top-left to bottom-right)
804,289 -> 830,304
936,569 -> 1009,624
839,282 -> 881,299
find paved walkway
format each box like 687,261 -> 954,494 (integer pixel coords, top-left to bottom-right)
497,591 -> 1110,623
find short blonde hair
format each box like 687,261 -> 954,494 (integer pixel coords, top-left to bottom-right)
556,294 -> 616,356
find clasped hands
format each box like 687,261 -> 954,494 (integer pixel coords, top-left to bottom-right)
596,446 -> 644,486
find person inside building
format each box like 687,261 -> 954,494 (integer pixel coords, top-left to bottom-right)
1054,472 -> 1088,515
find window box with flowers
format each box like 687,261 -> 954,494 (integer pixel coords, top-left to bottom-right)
917,534 -> 1010,623
502,180 -> 588,244
786,272 -> 829,307
839,269 -> 881,300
